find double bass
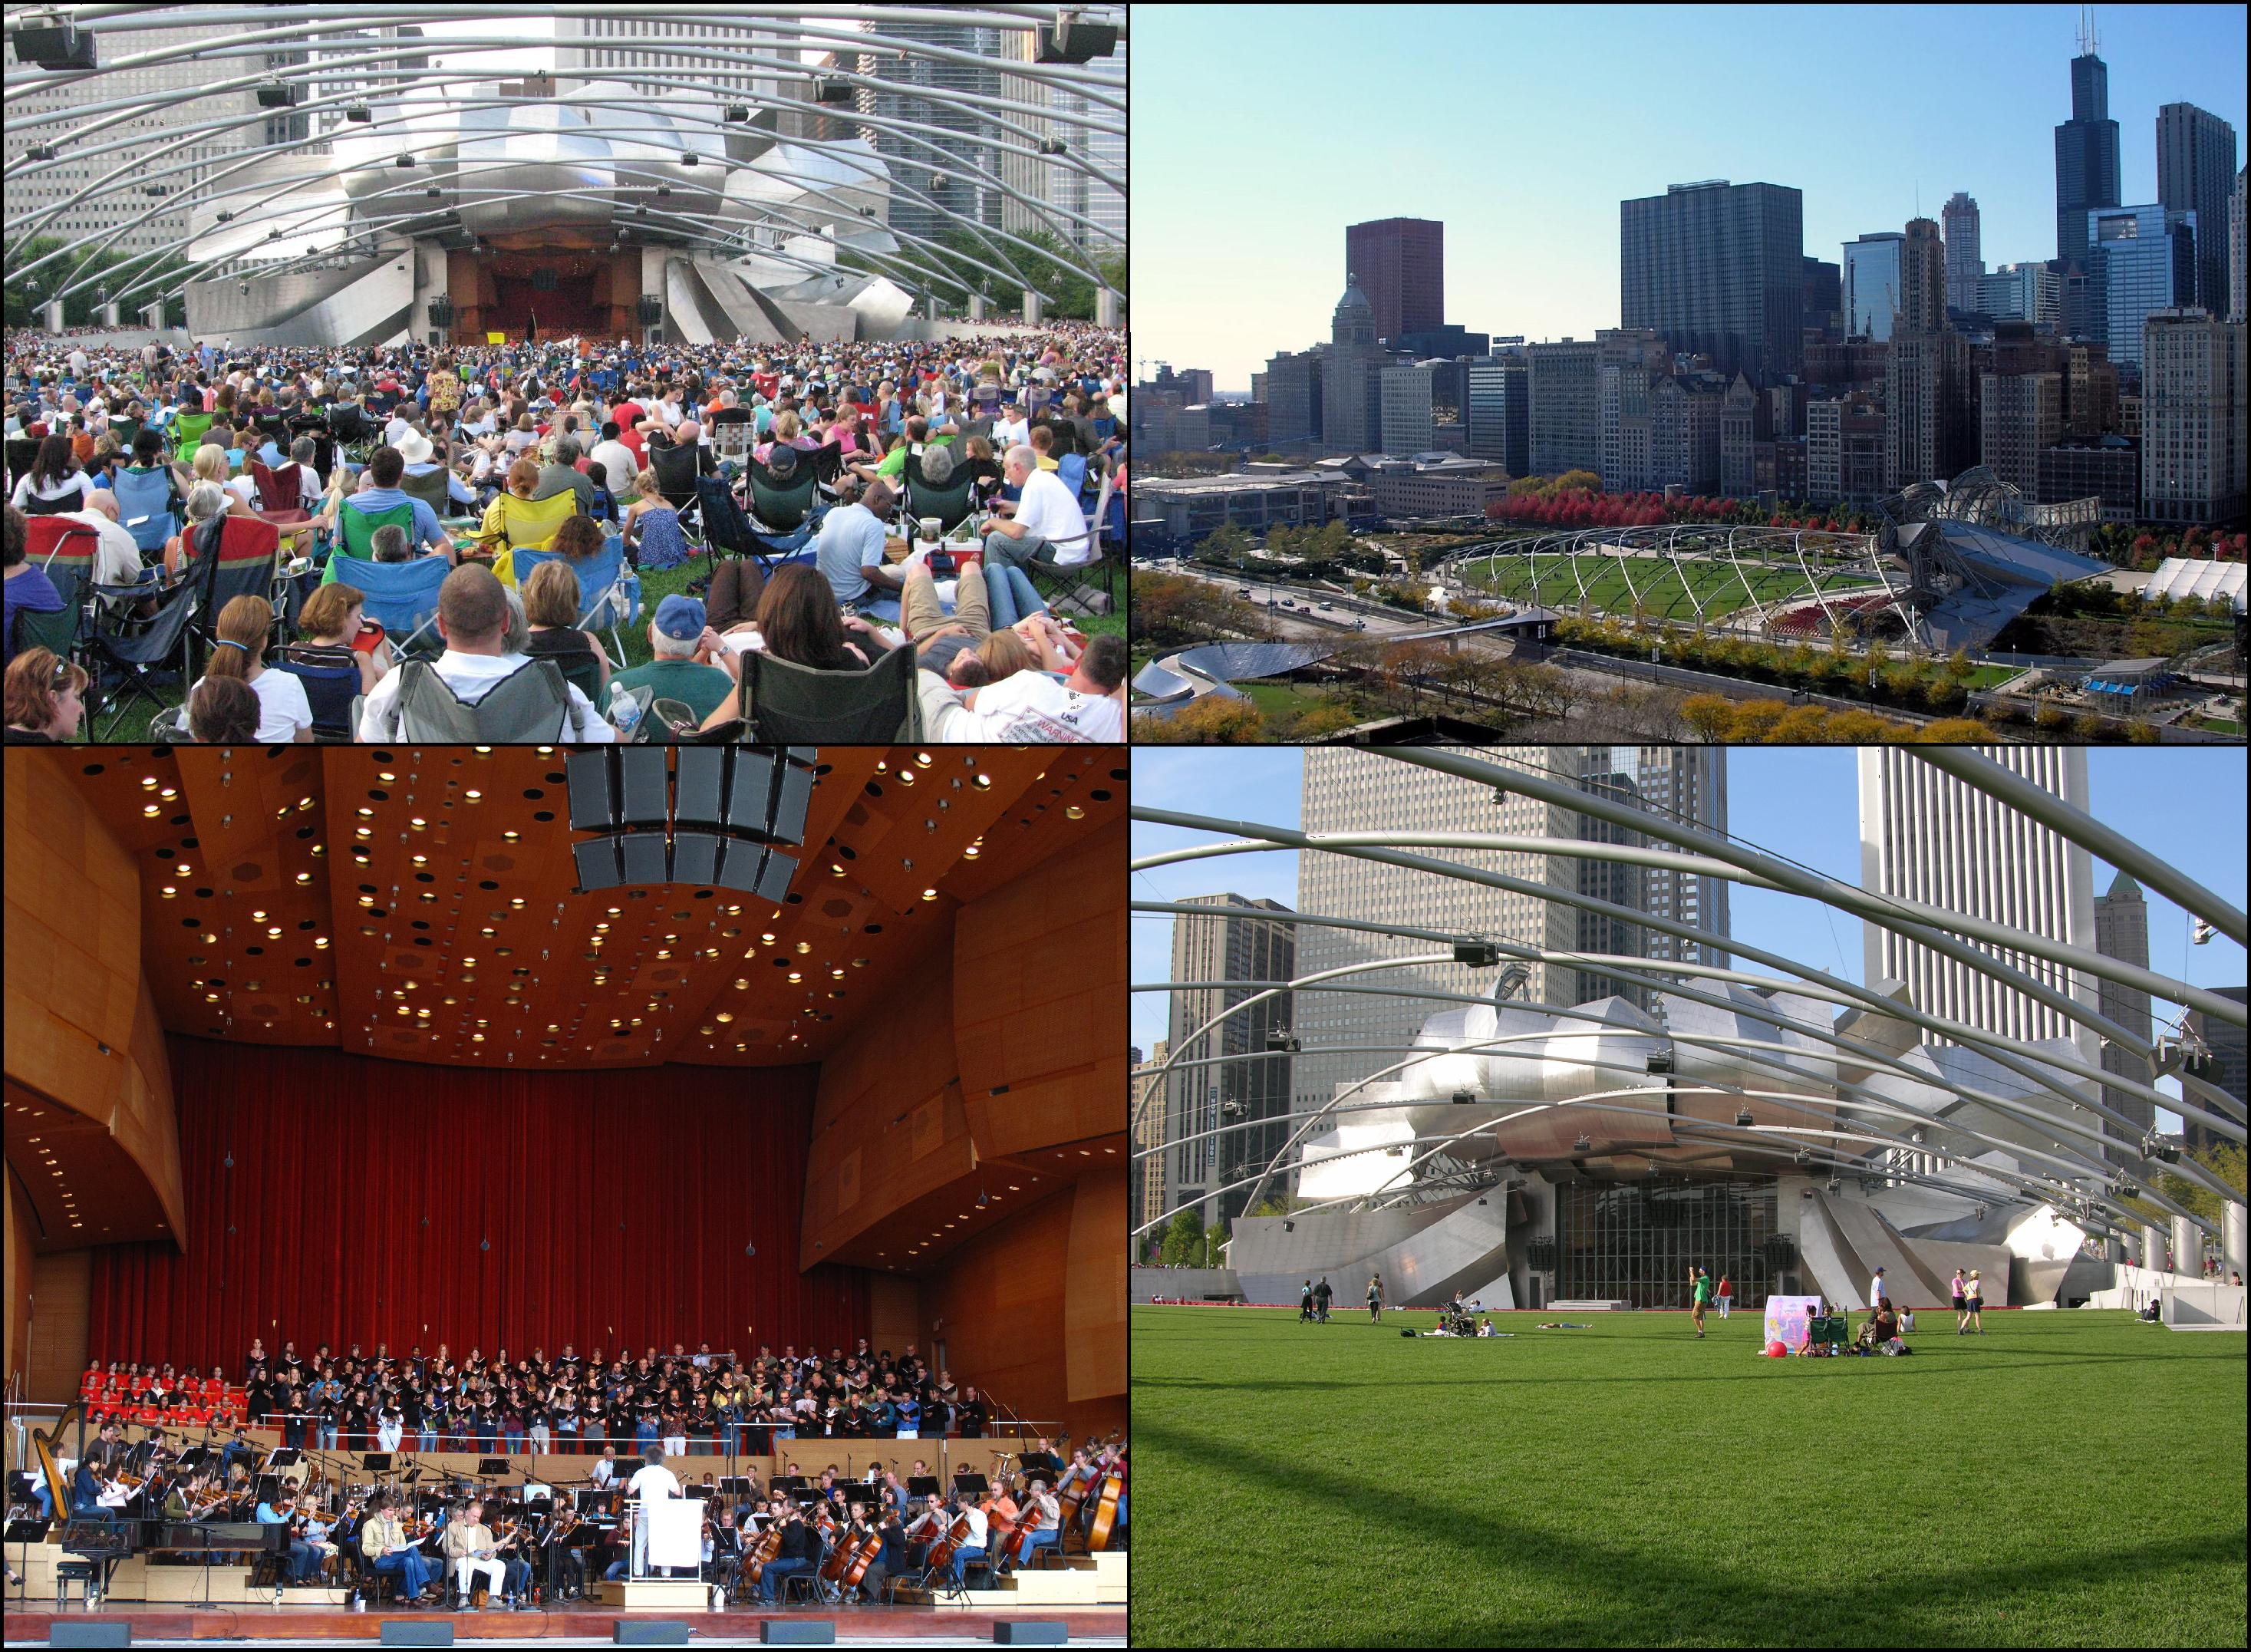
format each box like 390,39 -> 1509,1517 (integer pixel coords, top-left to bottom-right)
1086,1452 -> 1126,1553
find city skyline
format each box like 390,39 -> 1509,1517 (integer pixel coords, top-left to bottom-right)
1132,4 -> 2247,391
1130,749 -> 2249,1137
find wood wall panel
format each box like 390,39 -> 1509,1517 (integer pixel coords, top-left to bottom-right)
1064,1168 -> 1126,1404
5,1170 -> 34,1390
27,1249 -> 91,1404
4,748 -> 186,1249
953,817 -> 1126,1159
800,914 -> 980,1260
868,1274 -> 919,1362
921,1188 -> 1073,1430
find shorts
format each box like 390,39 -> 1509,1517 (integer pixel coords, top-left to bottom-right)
1950,1296 -> 1966,1311
1966,1298 -> 1982,1311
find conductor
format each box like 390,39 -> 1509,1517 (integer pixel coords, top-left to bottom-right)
625,1446 -> 687,1579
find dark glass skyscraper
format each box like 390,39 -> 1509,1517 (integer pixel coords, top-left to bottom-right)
1620,180 -> 1804,387
2055,47 -> 2121,263
1344,217 -> 1445,342
2157,101 -> 2239,318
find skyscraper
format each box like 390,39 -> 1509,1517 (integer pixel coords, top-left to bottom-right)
1597,328 -> 1667,493
1465,354 -> 1531,476
1265,348 -> 1324,447
2088,205 -> 2200,383
1978,262 -> 2062,327
2157,102 -> 2239,319
1979,369 -> 2062,496
1379,362 -> 1435,457
1886,219 -> 1968,490
998,25 -> 1126,249
2183,987 -> 2247,1156
1525,339 -> 1601,476
1345,217 -> 1445,343
852,18 -> 1008,245
2232,164 -> 2248,324
1163,897 -> 1296,1226
2141,308 -> 2248,525
2054,35 -> 2121,263
1620,180 -> 1804,385
1132,1042 -> 1170,1246
1320,276 -> 1389,454
1843,232 -> 1906,341
1942,192 -> 1983,314
2092,871 -> 2154,1160
1803,256 -> 1844,338
1293,747 -> 1729,1128
1856,747 -> 2098,1056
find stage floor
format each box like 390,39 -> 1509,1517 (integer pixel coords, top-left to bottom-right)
1,1601 -> 1126,1647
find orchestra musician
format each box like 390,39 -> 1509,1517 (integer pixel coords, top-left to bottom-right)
756,1499 -> 819,1604
1007,1478 -> 1063,1574
702,1503 -> 746,1598
944,1490 -> 990,1591
589,1446 -> 622,1490
255,1490 -> 322,1585
537,1503 -> 588,1601
361,1490 -> 438,1604
440,1497 -> 526,1610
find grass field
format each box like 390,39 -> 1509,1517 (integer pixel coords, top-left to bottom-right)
1455,550 -> 1880,626
1132,1304 -> 2247,1648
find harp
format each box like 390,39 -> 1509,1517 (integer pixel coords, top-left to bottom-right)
30,1400 -> 86,1521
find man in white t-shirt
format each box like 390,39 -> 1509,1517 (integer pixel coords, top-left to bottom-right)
980,445 -> 1090,579
623,1447 -> 685,1579
356,563 -> 615,742
920,633 -> 1126,744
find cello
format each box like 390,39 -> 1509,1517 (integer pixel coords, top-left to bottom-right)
1086,1450 -> 1126,1553
740,1515 -> 785,1591
838,1518 -> 885,1594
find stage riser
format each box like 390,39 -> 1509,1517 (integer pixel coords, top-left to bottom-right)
0,1605 -> 1126,1640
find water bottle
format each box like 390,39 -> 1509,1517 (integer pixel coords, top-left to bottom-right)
608,694 -> 641,737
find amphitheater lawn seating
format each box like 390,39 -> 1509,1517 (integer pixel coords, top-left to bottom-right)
1132,1303 -> 2246,1648
1457,549 -> 1884,626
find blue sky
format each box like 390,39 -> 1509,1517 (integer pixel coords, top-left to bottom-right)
1130,4 -> 2249,390
1130,749 -> 2250,1130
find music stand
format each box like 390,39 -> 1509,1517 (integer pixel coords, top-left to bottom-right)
361,1453 -> 393,1472
476,1458 -> 510,1479
951,1472 -> 989,1495
266,1449 -> 302,1469
906,1476 -> 942,1502
719,1477 -> 750,1495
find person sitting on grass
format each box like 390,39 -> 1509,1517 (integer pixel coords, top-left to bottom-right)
618,468 -> 690,572
4,645 -> 88,742
186,674 -> 261,744
598,594 -> 735,726
3,504 -> 64,667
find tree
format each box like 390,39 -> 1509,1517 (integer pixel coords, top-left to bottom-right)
1913,717 -> 2000,742
1681,693 -> 1736,742
1132,696 -> 1272,744
1554,469 -> 1602,493
1158,1207 -> 1205,1268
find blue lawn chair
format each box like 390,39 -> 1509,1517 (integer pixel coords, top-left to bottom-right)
317,552 -> 449,658
509,536 -> 641,668
110,466 -> 180,556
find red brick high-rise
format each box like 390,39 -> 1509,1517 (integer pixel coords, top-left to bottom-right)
1345,217 -> 1445,343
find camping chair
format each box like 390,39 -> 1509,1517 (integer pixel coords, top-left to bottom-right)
806,442 -> 847,496
710,409 -> 755,467
85,572 -> 199,740
735,643 -> 922,740
652,443 -> 702,533
479,490 -> 580,567
397,464 -> 456,525
249,459 -> 311,525
1056,451 -> 1089,501
107,416 -> 143,451
746,453 -> 819,534
270,645 -> 361,740
507,536 -> 641,668
318,551 -> 449,658
336,499 -> 417,562
17,517 -> 101,664
168,410 -> 213,456
371,657 -> 574,741
5,437 -> 41,493
700,473 -> 812,570
182,514 -> 285,671
901,454 -> 978,536
110,464 -> 180,556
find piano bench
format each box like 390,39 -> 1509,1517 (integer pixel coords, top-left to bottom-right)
54,1558 -> 101,1609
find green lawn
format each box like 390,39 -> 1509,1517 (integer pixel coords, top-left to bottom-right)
1456,550 -> 1880,626
1131,1304 -> 2246,1648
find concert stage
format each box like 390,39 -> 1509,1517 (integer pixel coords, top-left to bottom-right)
0,1599 -> 1128,1644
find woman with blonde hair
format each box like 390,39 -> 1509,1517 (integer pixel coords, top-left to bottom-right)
619,468 -> 687,571
520,558 -> 610,697
186,594 -> 311,741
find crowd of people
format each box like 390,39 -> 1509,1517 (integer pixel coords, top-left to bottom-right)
77,1336 -> 1014,1456
3,322 -> 1128,743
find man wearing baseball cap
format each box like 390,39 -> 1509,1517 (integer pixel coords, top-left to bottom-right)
598,593 -> 736,724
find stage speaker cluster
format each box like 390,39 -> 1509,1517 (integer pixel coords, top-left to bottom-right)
1037,12 -> 1119,62
568,748 -> 814,899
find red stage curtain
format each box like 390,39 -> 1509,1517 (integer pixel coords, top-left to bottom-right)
85,1037 -> 868,1373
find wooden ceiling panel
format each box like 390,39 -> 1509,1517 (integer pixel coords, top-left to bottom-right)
61,746 -> 1126,1072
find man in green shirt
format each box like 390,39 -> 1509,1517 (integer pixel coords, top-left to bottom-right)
872,414 -> 957,480
599,595 -> 735,725
1689,1267 -> 1713,1339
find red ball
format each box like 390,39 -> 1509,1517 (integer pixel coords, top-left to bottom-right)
1766,1340 -> 1787,1358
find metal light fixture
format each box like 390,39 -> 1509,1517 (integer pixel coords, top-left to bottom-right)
345,103 -> 371,124
1735,1107 -> 1755,1128
1573,1134 -> 1592,1153
1452,1089 -> 1476,1106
